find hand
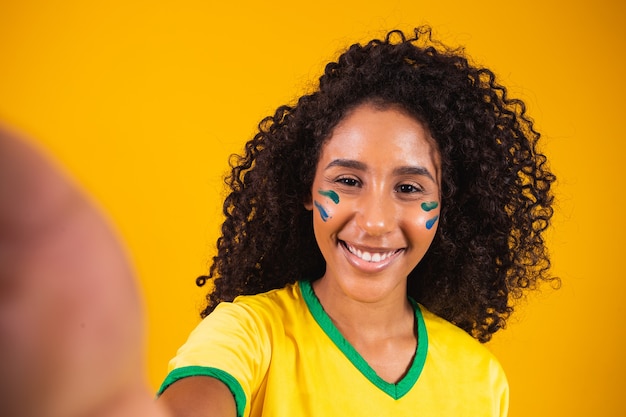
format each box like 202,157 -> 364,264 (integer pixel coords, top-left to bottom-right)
0,125 -> 169,417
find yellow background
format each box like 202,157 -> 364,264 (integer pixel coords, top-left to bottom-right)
0,1 -> 624,415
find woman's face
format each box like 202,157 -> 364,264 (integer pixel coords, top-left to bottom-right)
306,102 -> 441,303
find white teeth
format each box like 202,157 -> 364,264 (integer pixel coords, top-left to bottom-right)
344,242 -> 397,263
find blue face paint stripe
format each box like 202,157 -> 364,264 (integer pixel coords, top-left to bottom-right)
426,215 -> 439,230
421,201 -> 439,212
318,189 -> 340,204
314,200 -> 330,222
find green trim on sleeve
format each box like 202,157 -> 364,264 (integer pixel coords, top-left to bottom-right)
157,366 -> 247,417
299,280 -> 428,400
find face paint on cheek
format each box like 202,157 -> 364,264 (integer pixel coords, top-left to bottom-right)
421,201 -> 439,212
425,215 -> 439,230
313,200 -> 331,222
318,189 -> 340,204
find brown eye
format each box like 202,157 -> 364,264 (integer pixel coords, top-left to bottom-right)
336,177 -> 360,187
397,184 -> 421,193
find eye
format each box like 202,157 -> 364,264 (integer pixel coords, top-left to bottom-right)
335,177 -> 361,187
396,183 -> 422,193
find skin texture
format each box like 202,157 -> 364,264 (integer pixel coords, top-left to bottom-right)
306,103 -> 441,383
0,126 -> 169,417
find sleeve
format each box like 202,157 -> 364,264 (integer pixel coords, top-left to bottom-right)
486,349 -> 509,417
497,367 -> 509,417
157,299 -> 272,417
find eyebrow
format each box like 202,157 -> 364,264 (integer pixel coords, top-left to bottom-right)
392,166 -> 436,182
325,159 -> 367,171
325,159 -> 436,182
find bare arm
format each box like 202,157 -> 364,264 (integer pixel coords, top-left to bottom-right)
158,377 -> 237,417
0,125 -> 236,417
0,125 -> 169,417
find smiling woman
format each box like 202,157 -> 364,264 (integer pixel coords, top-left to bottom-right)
157,27 -> 555,417
306,103 -> 441,308
306,103 -> 441,385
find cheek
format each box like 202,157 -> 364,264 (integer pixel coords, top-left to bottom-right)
313,200 -> 332,222
317,189 -> 340,204
421,201 -> 439,212
410,202 -> 440,236
419,200 -> 440,231
425,214 -> 440,230
312,188 -> 343,223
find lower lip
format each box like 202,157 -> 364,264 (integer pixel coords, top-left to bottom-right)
339,241 -> 403,273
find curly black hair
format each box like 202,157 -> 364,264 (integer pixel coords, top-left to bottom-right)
196,27 -> 557,343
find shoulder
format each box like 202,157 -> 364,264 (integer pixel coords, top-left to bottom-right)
190,282 -> 304,335
419,304 -> 507,377
163,283 -> 303,386
228,281 -> 303,316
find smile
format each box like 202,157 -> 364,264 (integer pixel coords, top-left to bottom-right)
341,241 -> 402,263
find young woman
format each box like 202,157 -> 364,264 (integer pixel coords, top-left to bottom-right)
158,27 -> 556,417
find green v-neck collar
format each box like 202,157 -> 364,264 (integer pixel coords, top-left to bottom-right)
299,280 -> 428,400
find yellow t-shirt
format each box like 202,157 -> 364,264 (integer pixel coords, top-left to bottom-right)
159,281 -> 508,417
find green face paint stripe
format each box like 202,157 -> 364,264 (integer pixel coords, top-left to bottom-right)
314,200 -> 330,222
318,189 -> 340,204
426,215 -> 439,230
421,201 -> 439,212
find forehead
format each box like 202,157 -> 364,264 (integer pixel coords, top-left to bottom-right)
319,103 -> 441,175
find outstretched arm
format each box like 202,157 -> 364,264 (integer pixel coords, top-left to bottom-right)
0,125 -> 169,417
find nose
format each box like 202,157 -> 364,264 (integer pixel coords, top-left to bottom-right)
356,191 -> 396,236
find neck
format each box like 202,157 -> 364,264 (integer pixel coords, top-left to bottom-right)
310,276 -> 418,384
311,277 -> 414,341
